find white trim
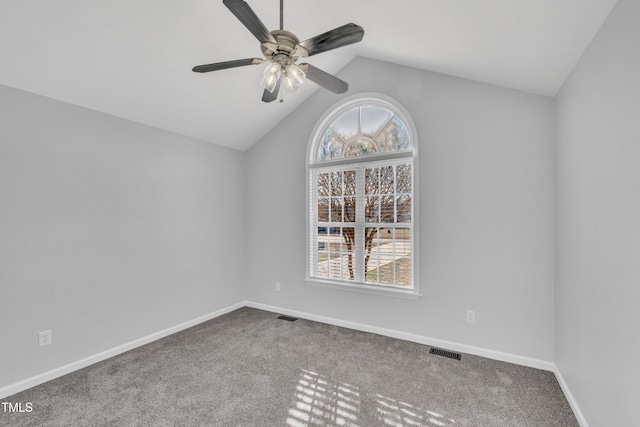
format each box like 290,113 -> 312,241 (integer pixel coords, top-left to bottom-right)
554,366 -> 590,427
309,150 -> 413,169
0,301 -> 245,399
244,301 -> 555,372
305,279 -> 421,300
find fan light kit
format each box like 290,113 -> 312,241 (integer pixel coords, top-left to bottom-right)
193,0 -> 365,103
262,62 -> 305,94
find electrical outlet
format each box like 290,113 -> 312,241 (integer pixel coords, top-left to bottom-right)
276,282 -> 281,292
466,310 -> 476,324
39,330 -> 52,347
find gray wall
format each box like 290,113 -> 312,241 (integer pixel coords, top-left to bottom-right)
0,85 -> 245,389
245,57 -> 556,361
555,0 -> 640,425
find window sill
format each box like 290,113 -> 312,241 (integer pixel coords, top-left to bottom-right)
305,278 -> 421,300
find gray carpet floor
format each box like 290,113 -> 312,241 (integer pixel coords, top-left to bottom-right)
1,307 -> 578,426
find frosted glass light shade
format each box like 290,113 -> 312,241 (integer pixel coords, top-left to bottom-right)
282,63 -> 306,94
283,76 -> 300,94
261,73 -> 279,93
263,62 -> 281,77
286,64 -> 305,86
261,63 -> 281,93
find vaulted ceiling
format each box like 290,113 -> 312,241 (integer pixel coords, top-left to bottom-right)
0,0 -> 617,151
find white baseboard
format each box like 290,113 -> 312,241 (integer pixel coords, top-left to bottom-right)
1,299 -> 587,427
554,366 -> 589,427
244,301 -> 556,372
0,301 -> 245,400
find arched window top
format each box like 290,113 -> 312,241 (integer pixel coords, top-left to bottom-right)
311,96 -> 415,163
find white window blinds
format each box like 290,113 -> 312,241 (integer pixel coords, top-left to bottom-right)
310,159 -> 413,289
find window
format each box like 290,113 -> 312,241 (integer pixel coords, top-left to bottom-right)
306,95 -> 418,298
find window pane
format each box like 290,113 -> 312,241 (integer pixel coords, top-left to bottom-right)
378,228 -> 395,285
361,106 -> 393,137
393,116 -> 411,150
317,226 -> 328,247
380,195 -> 395,223
330,198 -> 343,222
365,196 -> 379,222
395,258 -> 411,287
329,256 -> 342,281
341,227 -> 356,281
378,261 -> 395,285
317,173 -> 329,197
327,227 -> 342,280
344,137 -> 377,158
317,131 -> 330,161
380,166 -> 394,194
365,168 -> 379,195
395,228 -> 412,287
364,227 -> 379,283
344,197 -> 356,222
331,107 -> 359,141
330,172 -> 342,196
396,164 -> 412,193
341,227 -> 355,252
396,195 -> 411,223
364,256 -> 380,283
374,121 -> 396,152
342,253 -> 356,281
344,170 -> 356,195
374,116 -> 411,152
317,198 -> 329,222
317,130 -> 345,161
316,227 -> 329,278
365,227 -> 379,253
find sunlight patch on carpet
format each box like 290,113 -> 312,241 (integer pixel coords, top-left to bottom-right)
376,394 -> 457,426
286,369 -> 361,427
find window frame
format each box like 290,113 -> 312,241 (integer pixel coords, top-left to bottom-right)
305,94 -> 420,299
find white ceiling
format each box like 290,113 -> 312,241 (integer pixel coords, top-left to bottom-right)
0,0 -> 617,151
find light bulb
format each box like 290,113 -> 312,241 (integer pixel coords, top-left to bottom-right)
263,62 -> 281,77
261,73 -> 279,93
286,63 -> 306,86
283,75 -> 299,94
261,63 -> 281,93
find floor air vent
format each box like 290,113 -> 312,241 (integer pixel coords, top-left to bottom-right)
429,347 -> 462,361
277,315 -> 298,322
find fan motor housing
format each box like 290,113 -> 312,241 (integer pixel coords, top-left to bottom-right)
261,29 -> 307,64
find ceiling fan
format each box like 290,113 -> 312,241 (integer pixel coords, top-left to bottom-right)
192,0 -> 364,103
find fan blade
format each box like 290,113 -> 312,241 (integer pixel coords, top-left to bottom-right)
223,0 -> 276,44
299,64 -> 348,94
262,75 -> 282,103
298,23 -> 364,57
192,58 -> 263,73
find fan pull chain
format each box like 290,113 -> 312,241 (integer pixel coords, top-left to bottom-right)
280,0 -> 284,30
